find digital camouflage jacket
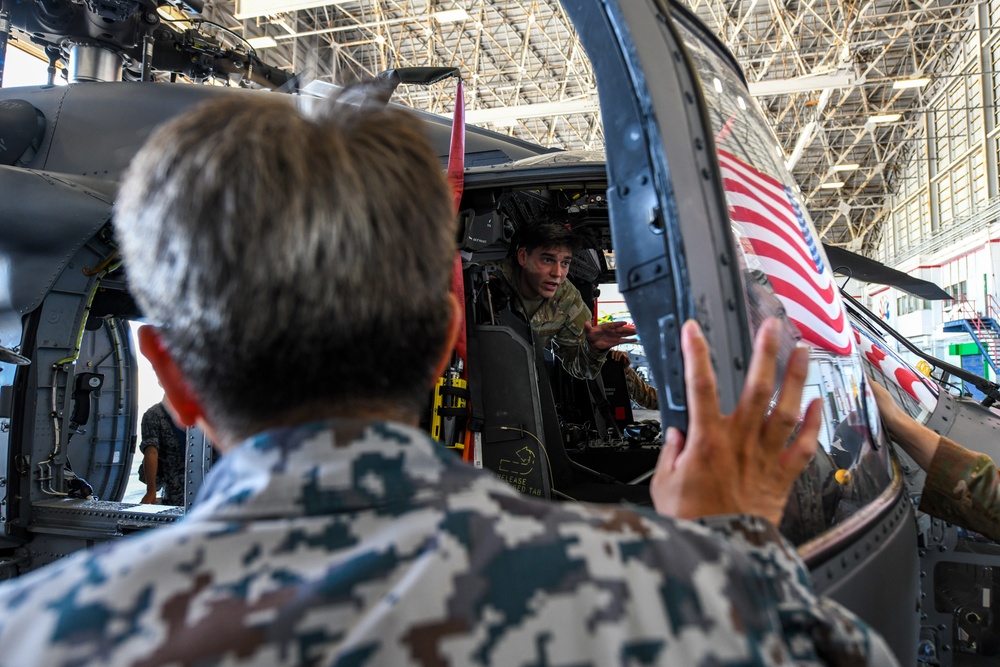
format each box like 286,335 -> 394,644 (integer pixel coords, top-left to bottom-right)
0,419 -> 897,666
497,260 -> 607,380
920,435 -> 1000,543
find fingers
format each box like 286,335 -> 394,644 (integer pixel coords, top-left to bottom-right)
680,320 -> 720,430
657,426 -> 685,472
589,322 -> 639,349
778,398 -> 821,477
732,319 -> 781,432
868,378 -> 893,410
761,345 -> 811,452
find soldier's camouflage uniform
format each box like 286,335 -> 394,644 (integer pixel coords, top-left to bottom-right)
497,260 -> 606,380
920,435 -> 1000,542
139,402 -> 187,506
0,419 -> 897,666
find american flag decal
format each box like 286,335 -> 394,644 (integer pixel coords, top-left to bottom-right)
854,327 -> 938,409
719,149 -> 853,355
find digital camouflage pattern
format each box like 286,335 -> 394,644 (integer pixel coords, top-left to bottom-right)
139,402 -> 187,506
920,435 -> 1000,542
497,260 -> 607,380
0,419 -> 896,666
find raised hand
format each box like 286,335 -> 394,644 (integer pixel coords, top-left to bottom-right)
651,318 -> 821,525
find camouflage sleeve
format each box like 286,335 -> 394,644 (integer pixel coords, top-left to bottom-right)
700,515 -> 899,666
919,436 -> 1000,542
549,285 -> 606,380
138,407 -> 161,454
624,365 -> 658,410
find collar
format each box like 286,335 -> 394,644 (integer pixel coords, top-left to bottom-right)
188,419 -> 478,521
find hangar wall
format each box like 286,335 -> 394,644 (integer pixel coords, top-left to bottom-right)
871,1 -> 1000,381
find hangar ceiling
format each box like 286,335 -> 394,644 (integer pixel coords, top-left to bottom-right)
203,0 -> 982,254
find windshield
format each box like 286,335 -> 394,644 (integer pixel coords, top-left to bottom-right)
674,11 -> 894,547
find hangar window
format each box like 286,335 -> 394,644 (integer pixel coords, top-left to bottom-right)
897,295 -> 930,317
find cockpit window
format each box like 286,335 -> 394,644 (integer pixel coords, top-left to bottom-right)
675,12 -> 894,546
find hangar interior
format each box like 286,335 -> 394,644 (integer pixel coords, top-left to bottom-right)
4,2 -> 1000,665
5,0 -> 997,384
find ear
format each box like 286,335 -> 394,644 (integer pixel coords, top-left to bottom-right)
430,294 -> 463,384
137,325 -> 207,429
516,247 -> 528,268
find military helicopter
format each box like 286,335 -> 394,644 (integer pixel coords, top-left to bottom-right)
3,0 -> 1000,663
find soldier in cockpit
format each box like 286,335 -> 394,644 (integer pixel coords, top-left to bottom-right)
491,222 -> 635,379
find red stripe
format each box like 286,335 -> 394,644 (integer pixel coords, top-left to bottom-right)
767,275 -> 847,333
721,174 -> 794,228
719,150 -> 784,189
894,366 -> 924,401
731,203 -> 818,272
747,238 -> 837,304
720,149 -> 851,354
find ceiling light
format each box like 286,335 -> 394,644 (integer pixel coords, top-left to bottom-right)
464,98 -> 600,125
869,113 -> 902,124
373,34 -> 386,45
234,0 -> 349,20
893,77 -> 930,90
832,163 -> 860,172
246,36 -> 278,49
433,8 -> 470,23
819,181 -> 845,189
748,71 -> 860,97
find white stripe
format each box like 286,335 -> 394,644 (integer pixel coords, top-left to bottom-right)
729,214 -> 830,290
779,298 -> 852,351
720,168 -> 799,228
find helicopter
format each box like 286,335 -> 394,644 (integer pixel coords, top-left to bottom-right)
2,0 -> 1000,663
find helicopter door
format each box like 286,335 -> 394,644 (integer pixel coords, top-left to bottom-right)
70,316 -> 138,502
558,0 -> 917,663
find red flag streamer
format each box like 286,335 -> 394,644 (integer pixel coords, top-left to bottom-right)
448,79 -> 466,212
447,79 -> 468,369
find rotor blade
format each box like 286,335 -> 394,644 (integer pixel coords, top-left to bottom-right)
823,243 -> 951,300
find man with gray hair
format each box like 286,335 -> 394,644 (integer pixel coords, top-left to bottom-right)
0,90 -> 896,666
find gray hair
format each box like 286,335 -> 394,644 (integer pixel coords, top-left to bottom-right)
115,90 -> 455,439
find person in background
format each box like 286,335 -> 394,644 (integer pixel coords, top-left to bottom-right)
139,397 -> 187,505
871,380 -> 1000,541
609,348 -> 658,410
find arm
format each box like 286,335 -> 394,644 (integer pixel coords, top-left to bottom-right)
869,379 -> 1000,540
546,284 -> 613,380
919,437 -> 1000,541
139,408 -> 161,504
869,380 -> 939,469
653,320 -> 897,665
141,447 -> 160,504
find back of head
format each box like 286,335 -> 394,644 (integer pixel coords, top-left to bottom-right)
115,89 -> 455,439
